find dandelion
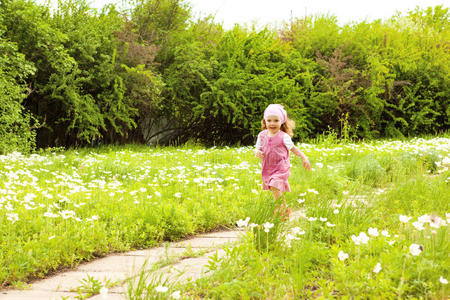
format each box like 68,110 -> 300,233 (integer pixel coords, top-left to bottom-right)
368,227 -> 379,237
399,215 -> 412,223
155,285 -> 168,293
236,217 -> 250,228
409,243 -> 423,256
439,276 -> 448,284
171,290 -> 181,299
338,250 -> 348,261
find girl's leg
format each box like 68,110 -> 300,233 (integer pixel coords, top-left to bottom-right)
270,187 -> 282,199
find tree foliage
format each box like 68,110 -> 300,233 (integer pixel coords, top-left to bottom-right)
0,0 -> 448,151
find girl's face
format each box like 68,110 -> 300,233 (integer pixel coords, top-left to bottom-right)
265,115 -> 281,134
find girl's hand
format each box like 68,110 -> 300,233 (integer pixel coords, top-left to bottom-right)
302,157 -> 311,170
255,149 -> 264,159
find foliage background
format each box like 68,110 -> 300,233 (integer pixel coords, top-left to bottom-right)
0,0 -> 448,152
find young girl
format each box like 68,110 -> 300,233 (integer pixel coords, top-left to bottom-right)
255,104 -> 311,215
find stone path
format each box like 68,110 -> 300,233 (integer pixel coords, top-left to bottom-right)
0,211 -> 303,300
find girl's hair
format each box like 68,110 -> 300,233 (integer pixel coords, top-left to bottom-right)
261,117 -> 296,137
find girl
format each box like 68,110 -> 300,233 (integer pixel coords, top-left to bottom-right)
255,104 -> 311,216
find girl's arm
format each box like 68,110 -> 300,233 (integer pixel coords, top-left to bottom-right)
290,146 -> 311,170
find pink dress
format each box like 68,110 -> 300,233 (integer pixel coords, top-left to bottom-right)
258,130 -> 291,192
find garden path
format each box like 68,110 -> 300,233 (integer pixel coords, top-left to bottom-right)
0,211 -> 303,300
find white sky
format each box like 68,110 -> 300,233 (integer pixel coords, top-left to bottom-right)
40,0 -> 448,29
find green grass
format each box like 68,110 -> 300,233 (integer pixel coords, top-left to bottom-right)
0,137 -> 449,298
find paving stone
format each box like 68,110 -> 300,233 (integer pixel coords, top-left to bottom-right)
30,271 -> 128,292
170,237 -> 237,248
76,254 -> 159,273
197,230 -> 243,238
0,290 -> 80,300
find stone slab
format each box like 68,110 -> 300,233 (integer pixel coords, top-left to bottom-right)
170,237 -> 236,248
30,271 -> 128,292
0,290 -> 81,300
76,255 -> 159,273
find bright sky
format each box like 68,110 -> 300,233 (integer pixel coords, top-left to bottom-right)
41,0 -> 448,29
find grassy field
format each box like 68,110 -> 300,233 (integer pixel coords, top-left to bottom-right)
1,136 -> 449,298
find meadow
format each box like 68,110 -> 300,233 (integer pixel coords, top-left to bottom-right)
1,136 -> 449,298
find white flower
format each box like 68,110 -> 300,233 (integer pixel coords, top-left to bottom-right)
439,276 -> 448,284
338,250 -> 348,261
100,287 -> 109,299
154,191 -> 161,197
342,191 -> 349,195
307,188 -> 319,194
249,223 -> 258,228
373,263 -> 382,274
399,215 -> 412,223
307,217 -> 317,222
418,214 -> 431,223
316,163 -> 323,168
297,198 -> 305,204
171,290 -> 181,299
352,232 -> 370,245
333,209 -> 339,214
236,217 -> 250,228
291,227 -> 305,235
155,285 -> 168,293
174,192 -> 182,198
326,222 -> 336,227
409,243 -> 422,256
368,227 -> 379,237
263,222 -> 274,233
388,240 -> 395,245
319,217 -> 327,222
412,221 -> 425,231
381,230 -> 390,237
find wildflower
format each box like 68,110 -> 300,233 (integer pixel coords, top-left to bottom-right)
316,163 -> 323,168
326,222 -> 336,227
381,230 -> 390,237
342,191 -> 349,195
399,215 -> 412,223
333,209 -> 339,214
174,192 -> 182,198
100,287 -> 108,299
263,222 -> 274,233
338,250 -> 348,261
155,191 -> 161,197
373,263 -> 382,273
307,188 -> 319,194
171,290 -> 181,299
418,214 -> 431,223
409,243 -> 423,256
352,232 -> 369,245
6,212 -> 19,224
236,217 -> 250,228
368,227 -> 379,237
307,217 -> 317,222
297,198 -> 305,204
155,285 -> 168,293
412,221 -> 425,231
388,240 -> 395,245
319,217 -> 327,222
291,227 -> 305,235
440,276 -> 448,284
249,223 -> 258,228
